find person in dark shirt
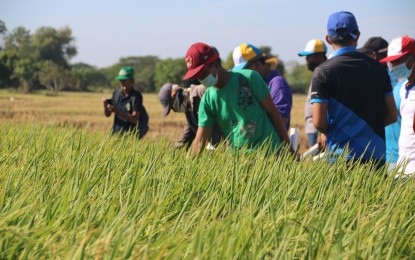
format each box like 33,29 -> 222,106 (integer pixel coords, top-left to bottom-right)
311,11 -> 397,167
103,66 -> 149,138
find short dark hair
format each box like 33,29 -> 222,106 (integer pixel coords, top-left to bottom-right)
329,28 -> 359,44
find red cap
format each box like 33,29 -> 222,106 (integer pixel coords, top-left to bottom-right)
380,36 -> 415,63
183,42 -> 219,80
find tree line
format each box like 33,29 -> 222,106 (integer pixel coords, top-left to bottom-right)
0,21 -> 312,94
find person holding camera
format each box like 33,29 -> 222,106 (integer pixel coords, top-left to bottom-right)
103,66 -> 149,138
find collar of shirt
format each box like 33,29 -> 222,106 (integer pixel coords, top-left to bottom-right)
331,46 -> 357,58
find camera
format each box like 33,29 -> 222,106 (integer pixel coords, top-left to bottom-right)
105,99 -> 113,105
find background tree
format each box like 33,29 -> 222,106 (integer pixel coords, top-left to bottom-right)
1,25 -> 78,92
32,26 -> 77,68
71,63 -> 109,91
106,56 -> 159,92
3,27 -> 38,91
37,60 -> 68,91
154,58 -> 187,91
0,20 -> 6,50
284,62 -> 312,94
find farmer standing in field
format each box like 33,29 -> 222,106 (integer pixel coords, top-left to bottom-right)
158,81 -> 223,149
356,36 -> 401,171
311,11 -> 397,168
297,39 -> 328,149
182,42 -> 294,156
103,66 -> 149,138
380,36 -> 415,176
232,43 -> 292,131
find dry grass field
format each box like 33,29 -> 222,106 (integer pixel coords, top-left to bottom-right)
0,90 -> 309,152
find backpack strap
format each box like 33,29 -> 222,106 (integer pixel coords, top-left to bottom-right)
113,88 -> 122,105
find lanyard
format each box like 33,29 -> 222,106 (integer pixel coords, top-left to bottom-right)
405,83 -> 414,99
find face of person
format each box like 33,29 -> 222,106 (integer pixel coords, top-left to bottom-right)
388,54 -> 414,79
119,79 -> 134,90
305,54 -> 319,72
198,63 -> 217,81
246,57 -> 267,77
389,54 -> 412,69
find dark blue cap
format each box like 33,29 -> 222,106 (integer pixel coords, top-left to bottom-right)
327,11 -> 359,39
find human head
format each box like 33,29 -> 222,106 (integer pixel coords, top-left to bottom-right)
357,37 -> 389,61
117,66 -> 135,89
326,11 -> 360,46
380,36 -> 415,79
298,39 -> 327,71
158,83 -> 186,116
183,42 -> 219,80
264,55 -> 278,70
233,43 -> 267,76
232,43 -> 263,69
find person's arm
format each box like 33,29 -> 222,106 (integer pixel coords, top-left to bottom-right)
317,133 -> 327,150
260,94 -> 293,152
192,126 -> 213,155
269,77 -> 291,126
384,95 -> 397,126
313,102 -> 328,134
109,105 -> 140,124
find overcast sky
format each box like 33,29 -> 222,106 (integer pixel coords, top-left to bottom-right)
2,0 -> 414,68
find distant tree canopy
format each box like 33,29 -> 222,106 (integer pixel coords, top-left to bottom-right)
285,62 -> 313,94
0,21 -> 308,93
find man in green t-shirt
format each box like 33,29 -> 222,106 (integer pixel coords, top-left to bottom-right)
183,42 -> 293,155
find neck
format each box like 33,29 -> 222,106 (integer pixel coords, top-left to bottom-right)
214,68 -> 231,89
122,87 -> 132,96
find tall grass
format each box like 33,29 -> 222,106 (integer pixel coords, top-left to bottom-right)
0,123 -> 414,259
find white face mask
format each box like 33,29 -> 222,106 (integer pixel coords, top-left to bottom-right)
390,62 -> 412,79
199,73 -> 218,88
388,56 -> 412,79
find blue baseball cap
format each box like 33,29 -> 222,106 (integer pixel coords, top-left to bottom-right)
327,11 -> 359,39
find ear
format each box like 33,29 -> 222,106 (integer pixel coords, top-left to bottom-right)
325,35 -> 332,46
355,31 -> 361,41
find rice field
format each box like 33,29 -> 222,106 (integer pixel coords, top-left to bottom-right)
0,91 -> 414,258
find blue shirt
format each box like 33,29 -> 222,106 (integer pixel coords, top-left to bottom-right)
385,80 -> 404,163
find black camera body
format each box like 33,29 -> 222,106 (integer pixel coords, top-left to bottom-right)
105,99 -> 113,105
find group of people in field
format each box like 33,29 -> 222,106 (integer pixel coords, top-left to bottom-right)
102,11 -> 415,177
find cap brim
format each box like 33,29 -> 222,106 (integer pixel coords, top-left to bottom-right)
379,53 -> 408,63
162,106 -> 171,117
183,64 -> 207,80
232,62 -> 248,71
357,47 -> 372,54
117,76 -> 132,80
298,51 -> 315,57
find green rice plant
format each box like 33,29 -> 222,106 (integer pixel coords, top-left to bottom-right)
0,122 -> 414,259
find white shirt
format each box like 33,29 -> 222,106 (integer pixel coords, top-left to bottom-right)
397,80 -> 415,174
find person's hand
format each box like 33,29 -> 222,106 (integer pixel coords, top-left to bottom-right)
317,133 -> 327,150
107,103 -> 119,113
171,84 -> 183,97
